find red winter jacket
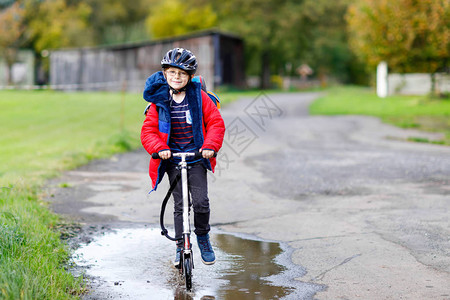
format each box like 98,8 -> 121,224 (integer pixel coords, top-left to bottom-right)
141,71 -> 225,191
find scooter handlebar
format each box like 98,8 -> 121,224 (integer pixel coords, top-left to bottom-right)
151,152 -> 164,159
151,151 -> 216,160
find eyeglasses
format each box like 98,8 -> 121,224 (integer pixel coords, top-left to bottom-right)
166,70 -> 189,78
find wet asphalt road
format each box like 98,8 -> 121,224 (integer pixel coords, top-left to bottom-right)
48,91 -> 450,299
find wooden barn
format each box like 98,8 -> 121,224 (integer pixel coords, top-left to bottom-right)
49,30 -> 245,92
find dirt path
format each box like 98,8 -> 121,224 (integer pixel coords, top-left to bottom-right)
48,92 -> 450,299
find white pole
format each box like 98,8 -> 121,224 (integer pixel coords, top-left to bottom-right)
377,61 -> 388,98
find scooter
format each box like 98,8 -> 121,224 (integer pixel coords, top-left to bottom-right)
152,151 -> 205,291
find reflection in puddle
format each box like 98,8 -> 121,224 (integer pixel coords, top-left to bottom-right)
72,227 -> 321,299
215,234 -> 293,299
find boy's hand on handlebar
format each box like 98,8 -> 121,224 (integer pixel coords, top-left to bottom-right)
159,150 -> 171,160
200,149 -> 215,159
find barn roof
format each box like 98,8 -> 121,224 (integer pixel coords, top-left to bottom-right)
50,29 -> 242,52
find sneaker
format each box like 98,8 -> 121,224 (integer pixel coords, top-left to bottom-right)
197,234 -> 215,265
174,247 -> 182,268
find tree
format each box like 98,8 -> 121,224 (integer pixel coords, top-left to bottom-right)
25,0 -> 93,53
0,2 -> 25,85
297,0 -> 364,85
213,0 -> 361,88
346,0 -> 450,75
145,0 -> 217,39
0,0 -> 15,9
85,0 -> 155,44
213,0 -> 299,89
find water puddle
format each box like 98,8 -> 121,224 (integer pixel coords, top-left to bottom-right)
72,226 -> 321,299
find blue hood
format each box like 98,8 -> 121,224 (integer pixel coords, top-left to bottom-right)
143,71 -> 170,105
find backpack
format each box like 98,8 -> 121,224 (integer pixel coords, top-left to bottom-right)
192,75 -> 221,109
144,75 -> 221,116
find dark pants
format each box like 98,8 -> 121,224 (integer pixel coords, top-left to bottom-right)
166,162 -> 210,246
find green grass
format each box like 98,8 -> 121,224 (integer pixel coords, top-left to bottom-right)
0,186 -> 84,299
309,86 -> 450,145
0,90 -> 146,186
0,89 -> 146,299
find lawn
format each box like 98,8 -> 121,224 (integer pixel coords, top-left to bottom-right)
0,90 -> 147,186
309,86 -> 450,145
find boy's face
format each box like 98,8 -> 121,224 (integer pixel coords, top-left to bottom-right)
165,67 -> 191,91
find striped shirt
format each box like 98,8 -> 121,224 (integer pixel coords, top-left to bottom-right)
169,97 -> 200,163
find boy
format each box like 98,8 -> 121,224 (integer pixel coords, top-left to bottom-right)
141,48 -> 225,266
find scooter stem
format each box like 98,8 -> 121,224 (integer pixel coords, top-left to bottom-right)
179,154 -> 191,238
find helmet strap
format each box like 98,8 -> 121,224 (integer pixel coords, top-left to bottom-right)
169,85 -> 186,94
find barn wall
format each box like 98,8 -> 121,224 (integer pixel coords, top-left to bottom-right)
49,31 -> 243,92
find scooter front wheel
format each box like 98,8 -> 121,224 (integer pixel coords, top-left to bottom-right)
184,257 -> 192,291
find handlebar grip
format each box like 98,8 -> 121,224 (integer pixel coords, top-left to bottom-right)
193,151 -> 217,158
151,152 -> 161,159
